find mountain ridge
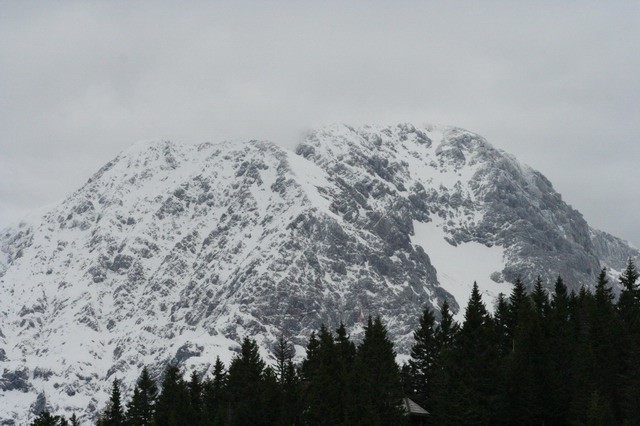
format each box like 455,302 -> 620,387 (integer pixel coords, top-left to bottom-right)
0,123 -> 637,423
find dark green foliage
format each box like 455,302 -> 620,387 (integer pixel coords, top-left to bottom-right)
618,258 -> 640,328
273,335 -> 295,385
335,322 -> 356,368
435,299 -> 458,349
202,356 -> 226,425
126,366 -> 157,425
69,413 -> 79,426
408,307 -> 437,410
30,411 -> 65,426
348,316 -> 405,425
618,258 -> 640,422
225,337 -> 275,425
494,293 -> 510,356
546,276 -> 574,422
507,276 -> 528,342
187,371 -> 204,425
586,391 -> 615,426
83,260 -> 640,425
272,335 -> 302,425
453,282 -> 502,423
532,275 -> 549,316
503,291 -> 547,423
154,365 -> 190,426
619,258 -> 640,292
101,379 -> 125,426
301,324 -> 345,424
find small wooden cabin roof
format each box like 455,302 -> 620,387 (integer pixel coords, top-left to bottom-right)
402,397 -> 430,417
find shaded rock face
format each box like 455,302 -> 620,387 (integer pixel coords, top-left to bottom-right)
0,124 -> 636,422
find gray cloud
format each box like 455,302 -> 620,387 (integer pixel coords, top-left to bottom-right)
1,1 -> 639,245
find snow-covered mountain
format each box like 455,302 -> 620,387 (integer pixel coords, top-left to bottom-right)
0,123 -> 637,423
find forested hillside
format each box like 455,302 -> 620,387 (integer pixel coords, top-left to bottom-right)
30,260 -> 640,425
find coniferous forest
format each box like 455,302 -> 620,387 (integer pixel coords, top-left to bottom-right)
30,260 -> 640,425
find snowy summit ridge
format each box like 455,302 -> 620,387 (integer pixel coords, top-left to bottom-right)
0,123 -> 637,423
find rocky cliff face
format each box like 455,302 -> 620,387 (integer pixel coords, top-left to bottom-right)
0,124 -> 636,423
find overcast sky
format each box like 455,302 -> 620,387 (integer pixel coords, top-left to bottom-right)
1,1 -> 639,244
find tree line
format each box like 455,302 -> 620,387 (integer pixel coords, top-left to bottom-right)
31,259 -> 640,425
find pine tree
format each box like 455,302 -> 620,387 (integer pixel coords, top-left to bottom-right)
494,293 -> 510,357
335,322 -> 356,423
300,331 -> 320,380
30,411 -> 62,426
126,366 -> 157,426
618,258 -> 640,328
302,324 -> 344,425
277,358 -> 302,425
154,364 -> 189,426
619,258 -> 640,292
435,299 -> 459,349
550,276 -> 570,320
103,378 -> 125,426
187,371 -> 203,425
547,276 -> 574,423
260,366 -> 282,425
273,335 -> 295,385
202,357 -> 226,425
408,307 -> 438,410
455,282 -> 501,424
427,299 -> 461,424
335,322 -> 356,367
594,268 -> 614,309
532,275 -> 549,316
69,413 -> 79,426
226,338 -> 267,425
617,259 -> 640,422
507,277 -> 528,345
348,316 -> 404,425
568,289 -> 597,423
589,268 -> 622,419
504,291 -> 547,423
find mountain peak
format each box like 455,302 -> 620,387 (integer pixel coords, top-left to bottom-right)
1,124 -> 637,423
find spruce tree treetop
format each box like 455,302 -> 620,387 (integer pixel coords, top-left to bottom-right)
495,293 -> 509,327
137,366 -> 158,401
532,275 -> 549,316
229,338 -> 265,382
187,370 -> 203,419
436,299 -> 459,349
126,366 -> 157,426
154,364 -> 190,426
594,267 -> 614,309
104,378 -> 125,426
619,258 -> 640,291
273,334 -> 295,384
494,293 -> 510,355
509,277 -> 528,312
409,307 -> 438,408
463,282 -> 489,331
30,411 -> 62,426
351,316 -> 404,423
335,322 -> 356,365
212,356 -> 226,389
551,277 -> 568,308
618,259 -> 640,329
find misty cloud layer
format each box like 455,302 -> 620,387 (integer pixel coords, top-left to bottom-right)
1,2 -> 639,244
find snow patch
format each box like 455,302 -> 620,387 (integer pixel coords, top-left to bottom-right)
411,220 -> 512,320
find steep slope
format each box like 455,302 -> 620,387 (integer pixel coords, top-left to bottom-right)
0,124 -> 637,423
298,124 -> 638,293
